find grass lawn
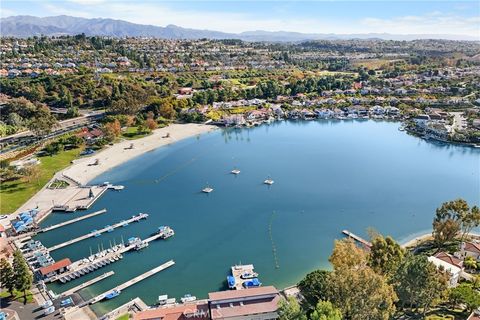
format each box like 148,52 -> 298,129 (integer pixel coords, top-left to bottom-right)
116,314 -> 130,320
122,126 -> 151,140
0,148 -> 82,214
0,290 -> 34,303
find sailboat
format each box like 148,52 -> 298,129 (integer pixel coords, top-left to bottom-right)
202,182 -> 213,193
264,176 -> 274,185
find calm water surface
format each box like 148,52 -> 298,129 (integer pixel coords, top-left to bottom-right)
35,120 -> 480,315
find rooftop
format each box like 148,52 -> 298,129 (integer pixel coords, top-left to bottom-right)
133,301 -> 209,320
39,258 -> 72,276
209,286 -> 278,302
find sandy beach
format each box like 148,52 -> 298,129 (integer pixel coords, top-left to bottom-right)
401,232 -> 480,248
11,123 -> 216,219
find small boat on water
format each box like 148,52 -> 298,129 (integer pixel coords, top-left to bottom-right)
135,241 -> 149,251
230,168 -> 241,175
227,275 -> 236,289
105,225 -> 114,232
104,289 -> 121,300
60,278 -> 66,283
91,229 -> 101,237
158,226 -> 175,239
202,183 -> 213,193
243,278 -> 262,288
180,294 -> 197,303
120,220 -> 129,227
264,177 -> 274,185
240,272 -> 259,279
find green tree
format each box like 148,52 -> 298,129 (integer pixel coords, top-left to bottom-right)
449,283 -> 480,312
433,199 -> 465,248
464,256 -> 477,270
12,250 -> 33,301
298,270 -> 330,307
394,254 -> 448,315
328,239 -> 397,320
278,296 -> 307,320
310,301 -> 342,320
0,258 -> 15,295
27,105 -> 57,136
369,235 -> 405,278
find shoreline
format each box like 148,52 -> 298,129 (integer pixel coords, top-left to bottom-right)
400,232 -> 480,248
11,123 -> 216,220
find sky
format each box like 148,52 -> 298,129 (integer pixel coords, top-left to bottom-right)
1,0 -> 480,37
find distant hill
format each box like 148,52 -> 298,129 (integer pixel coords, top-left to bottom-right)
1,15 -> 477,41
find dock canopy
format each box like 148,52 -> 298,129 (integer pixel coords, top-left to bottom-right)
39,258 -> 72,277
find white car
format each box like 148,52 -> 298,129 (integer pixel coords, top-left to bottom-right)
0,215 -> 8,220
41,300 -> 53,309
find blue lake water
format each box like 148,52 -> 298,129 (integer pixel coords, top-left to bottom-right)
35,120 -> 480,315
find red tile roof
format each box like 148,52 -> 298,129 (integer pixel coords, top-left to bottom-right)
464,242 -> 480,255
134,302 -> 209,320
210,294 -> 280,319
208,286 -> 278,301
468,312 -> 480,320
434,252 -> 463,269
39,258 -> 71,276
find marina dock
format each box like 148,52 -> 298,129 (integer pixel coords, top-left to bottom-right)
230,264 -> 257,290
53,185 -> 108,212
342,230 -> 372,248
88,260 -> 175,305
47,213 -> 149,252
58,271 -> 115,297
40,209 -> 107,233
47,232 -> 164,283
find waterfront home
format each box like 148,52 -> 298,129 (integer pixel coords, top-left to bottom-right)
39,258 -> 72,279
455,242 -> 480,261
371,105 -> 385,115
222,115 -> 246,127
425,122 -> 450,140
133,301 -> 210,320
315,108 -> 333,119
300,109 -> 316,120
385,106 -> 400,116
209,286 -> 280,320
413,115 -> 430,127
270,105 -> 284,118
428,252 -> 464,287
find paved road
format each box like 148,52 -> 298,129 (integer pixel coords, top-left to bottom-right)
0,299 -> 61,320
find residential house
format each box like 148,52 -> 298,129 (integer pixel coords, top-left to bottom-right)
455,242 -> 480,261
428,252 -> 464,287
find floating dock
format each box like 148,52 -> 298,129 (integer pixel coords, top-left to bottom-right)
47,232 -> 164,283
53,186 -> 108,212
342,230 -> 372,248
58,271 -> 115,297
230,264 -> 258,290
88,260 -> 175,305
47,213 -> 149,252
40,209 -> 107,233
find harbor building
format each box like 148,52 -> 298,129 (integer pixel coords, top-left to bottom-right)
39,258 -> 72,279
208,286 -> 280,320
133,301 -> 210,320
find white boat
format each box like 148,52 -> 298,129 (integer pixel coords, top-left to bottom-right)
230,169 -> 241,175
180,294 -> 197,303
264,177 -> 274,185
202,186 -> 213,193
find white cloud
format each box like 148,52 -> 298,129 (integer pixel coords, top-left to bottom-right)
360,13 -> 480,38
1,8 -> 16,18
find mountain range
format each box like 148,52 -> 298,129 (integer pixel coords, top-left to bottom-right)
1,15 -> 477,42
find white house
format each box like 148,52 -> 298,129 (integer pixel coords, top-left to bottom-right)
456,242 -> 480,261
428,252 -> 464,287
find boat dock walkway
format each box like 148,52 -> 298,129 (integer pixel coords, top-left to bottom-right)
88,260 -> 175,305
40,209 -> 107,233
342,230 -> 372,248
59,271 -> 115,297
47,232 -> 164,283
47,213 -> 149,252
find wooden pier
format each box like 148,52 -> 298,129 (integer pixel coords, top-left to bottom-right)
59,271 -> 115,297
40,209 -> 107,233
47,213 -> 149,252
88,260 -> 175,305
342,230 -> 372,248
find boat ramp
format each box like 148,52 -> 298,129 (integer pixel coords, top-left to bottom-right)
87,260 -> 175,305
342,229 -> 372,248
47,213 -> 149,252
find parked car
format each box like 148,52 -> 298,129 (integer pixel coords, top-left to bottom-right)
44,306 -> 55,315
